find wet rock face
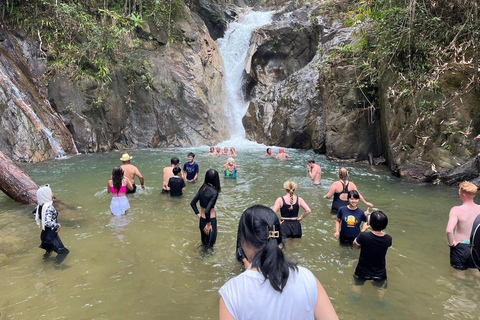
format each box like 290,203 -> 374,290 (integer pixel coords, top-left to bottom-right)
191,0 -> 235,40
48,13 -> 228,153
243,7 -> 324,150
379,64 -> 480,184
0,29 -> 77,162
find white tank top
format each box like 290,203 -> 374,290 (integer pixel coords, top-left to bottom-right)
219,266 -> 318,319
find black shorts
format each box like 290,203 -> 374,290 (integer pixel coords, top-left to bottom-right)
339,235 -> 355,246
126,184 -> 137,194
353,274 -> 387,289
450,243 -> 476,270
281,220 -> 302,239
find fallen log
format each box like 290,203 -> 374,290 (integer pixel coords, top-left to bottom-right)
0,151 -> 39,205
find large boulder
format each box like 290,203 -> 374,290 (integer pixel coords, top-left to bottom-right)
243,6 -> 324,149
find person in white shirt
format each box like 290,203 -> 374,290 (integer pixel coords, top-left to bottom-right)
219,205 -> 338,320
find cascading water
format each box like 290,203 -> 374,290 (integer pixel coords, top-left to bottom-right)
216,10 -> 273,142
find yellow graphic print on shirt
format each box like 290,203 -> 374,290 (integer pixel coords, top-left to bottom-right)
346,215 -> 356,227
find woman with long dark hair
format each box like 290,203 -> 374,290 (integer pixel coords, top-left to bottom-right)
220,205 -> 338,320
108,166 -> 133,215
190,169 -> 221,247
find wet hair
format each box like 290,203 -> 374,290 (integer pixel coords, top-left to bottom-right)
339,168 -> 348,181
347,189 -> 360,199
308,159 -> 315,164
238,205 -> 297,293
460,181 -> 478,197
111,167 -> 124,195
188,152 -> 195,158
171,157 -> 180,165
283,181 -> 297,211
201,169 -> 221,194
369,211 -> 388,231
266,148 -> 271,153
210,147 -> 214,152
173,167 -> 181,175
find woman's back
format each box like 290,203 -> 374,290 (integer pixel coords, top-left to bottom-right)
219,266 -> 317,320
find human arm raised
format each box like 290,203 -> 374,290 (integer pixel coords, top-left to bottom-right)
349,182 -> 373,207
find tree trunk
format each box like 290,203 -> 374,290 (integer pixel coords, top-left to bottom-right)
0,151 -> 39,205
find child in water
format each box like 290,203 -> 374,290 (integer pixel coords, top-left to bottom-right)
167,167 -> 186,196
352,211 -> 392,302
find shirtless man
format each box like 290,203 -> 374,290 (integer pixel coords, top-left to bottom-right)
446,181 -> 480,276
276,147 -> 290,159
307,159 -> 322,185
163,157 -> 180,193
215,147 -> 222,156
120,153 -> 145,193
264,148 -> 276,157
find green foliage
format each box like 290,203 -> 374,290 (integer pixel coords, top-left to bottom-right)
2,0 -> 186,85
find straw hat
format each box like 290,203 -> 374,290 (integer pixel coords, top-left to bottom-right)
120,153 -> 133,161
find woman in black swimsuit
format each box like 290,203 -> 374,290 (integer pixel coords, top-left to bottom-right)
323,168 -> 373,217
272,181 -> 312,239
190,169 -> 221,247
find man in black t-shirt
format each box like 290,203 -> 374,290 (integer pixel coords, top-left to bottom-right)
352,211 -> 392,302
167,167 -> 186,197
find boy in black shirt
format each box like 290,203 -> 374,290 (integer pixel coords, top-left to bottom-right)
167,167 -> 186,197
352,211 -> 392,302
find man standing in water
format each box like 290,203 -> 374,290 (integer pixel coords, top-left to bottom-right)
307,159 -> 322,185
446,181 -> 480,277
276,147 -> 290,159
183,152 -> 199,183
163,157 -> 180,193
120,153 -> 145,193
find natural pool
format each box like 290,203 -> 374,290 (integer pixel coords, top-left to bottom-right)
0,143 -> 479,319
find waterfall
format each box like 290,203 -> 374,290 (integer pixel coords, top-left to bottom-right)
216,10 -> 273,141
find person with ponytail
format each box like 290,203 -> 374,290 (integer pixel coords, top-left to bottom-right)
33,184 -> 69,263
108,166 -> 134,216
219,205 -> 338,320
272,181 -> 312,239
190,169 -> 221,247
323,168 -> 373,217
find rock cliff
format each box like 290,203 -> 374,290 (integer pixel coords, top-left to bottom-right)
48,9 -> 228,153
0,29 -> 77,162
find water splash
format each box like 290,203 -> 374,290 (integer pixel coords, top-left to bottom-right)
216,10 -> 273,140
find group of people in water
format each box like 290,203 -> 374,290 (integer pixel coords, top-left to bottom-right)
34,147 -> 480,319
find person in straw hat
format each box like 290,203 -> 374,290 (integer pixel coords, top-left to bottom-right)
119,153 -> 145,193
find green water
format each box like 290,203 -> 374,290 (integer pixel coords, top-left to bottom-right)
0,145 -> 478,319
